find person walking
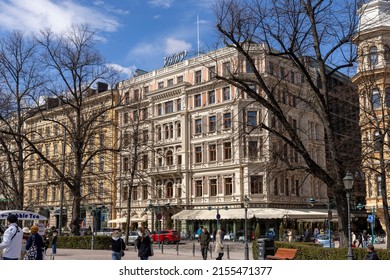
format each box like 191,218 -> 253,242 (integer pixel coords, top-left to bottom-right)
136,226 -> 152,260
25,225 -> 44,260
364,244 -> 380,260
0,214 -> 23,260
111,230 -> 126,260
51,230 -> 58,255
199,227 -> 211,260
21,227 -> 30,259
214,229 -> 224,260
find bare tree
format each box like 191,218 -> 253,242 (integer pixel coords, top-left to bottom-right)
214,0 -> 360,246
0,30 -> 43,209
27,25 -> 120,235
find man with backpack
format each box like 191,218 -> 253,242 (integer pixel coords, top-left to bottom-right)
0,214 -> 23,260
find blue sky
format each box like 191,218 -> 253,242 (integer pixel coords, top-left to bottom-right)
0,0 -> 219,78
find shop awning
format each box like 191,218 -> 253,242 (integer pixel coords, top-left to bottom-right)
171,208 -> 338,221
107,215 -> 148,224
0,210 -> 48,221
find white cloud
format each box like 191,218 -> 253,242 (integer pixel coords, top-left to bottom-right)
148,0 -> 174,8
0,0 -> 120,34
107,63 -> 136,78
164,38 -> 192,54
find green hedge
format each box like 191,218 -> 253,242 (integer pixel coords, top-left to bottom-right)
57,236 -> 111,250
252,241 -> 390,260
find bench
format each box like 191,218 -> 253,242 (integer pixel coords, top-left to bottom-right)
266,248 -> 297,260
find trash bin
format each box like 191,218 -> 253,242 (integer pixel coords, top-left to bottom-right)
257,238 -> 275,260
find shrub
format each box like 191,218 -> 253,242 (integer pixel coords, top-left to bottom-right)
57,235 -> 111,250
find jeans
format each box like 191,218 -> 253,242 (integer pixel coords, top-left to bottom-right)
201,247 -> 208,260
112,251 -> 122,260
52,244 -> 57,254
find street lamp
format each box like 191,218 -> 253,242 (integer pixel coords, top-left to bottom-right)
244,195 -> 250,260
309,198 -> 335,248
357,203 -> 376,245
343,171 -> 354,260
208,205 -> 228,231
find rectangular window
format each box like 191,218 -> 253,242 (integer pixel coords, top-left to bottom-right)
248,141 -> 258,159
144,86 -> 149,93
195,146 -> 202,163
177,122 -> 181,137
290,71 -> 295,83
195,70 -> 202,84
158,81 -> 164,89
225,177 -> 233,195
209,144 -> 216,162
224,142 -> 232,160
208,66 -> 216,80
142,130 -> 149,144
167,79 -> 174,86
246,59 -> 254,73
247,111 -> 257,127
195,119 -> 202,134
123,112 -> 129,124
157,104 -> 162,116
165,101 -> 174,114
223,113 -> 232,129
195,180 -> 203,197
210,179 -> 217,196
177,98 -> 182,111
223,87 -> 230,101
377,175 -> 382,196
208,90 -> 215,104
195,94 -> 202,107
223,61 -> 231,76
251,176 -> 263,194
143,108 -> 148,120
209,115 -> 216,132
269,62 -> 274,75
177,76 -> 184,83
133,89 -> 139,101
132,187 -> 138,201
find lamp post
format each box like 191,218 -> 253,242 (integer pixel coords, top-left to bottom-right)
357,203 -> 376,245
208,205 -> 228,231
244,195 -> 250,260
343,171 -> 354,260
309,198 -> 335,248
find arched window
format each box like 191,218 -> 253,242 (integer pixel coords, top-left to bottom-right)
369,46 -> 378,66
371,88 -> 381,109
166,182 -> 173,198
374,130 -> 381,152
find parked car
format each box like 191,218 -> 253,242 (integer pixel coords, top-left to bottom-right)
96,227 -> 121,236
150,230 -> 181,244
128,231 -> 138,245
315,234 -> 335,248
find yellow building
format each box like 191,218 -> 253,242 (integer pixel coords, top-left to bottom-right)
24,83 -> 118,231
353,0 -> 390,233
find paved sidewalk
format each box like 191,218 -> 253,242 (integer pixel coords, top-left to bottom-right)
49,242 -> 251,260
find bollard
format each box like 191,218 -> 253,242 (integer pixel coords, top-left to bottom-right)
193,243 -> 195,256
227,245 -> 230,259
209,244 -> 212,258
176,243 -> 179,255
161,242 -> 164,254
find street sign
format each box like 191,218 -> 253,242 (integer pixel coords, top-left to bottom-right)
367,214 -> 374,223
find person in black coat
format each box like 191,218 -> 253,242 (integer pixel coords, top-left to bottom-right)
111,230 -> 126,260
136,226 -> 152,260
364,244 -> 380,260
25,225 -> 44,260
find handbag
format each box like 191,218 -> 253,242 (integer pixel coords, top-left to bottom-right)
24,236 -> 38,260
